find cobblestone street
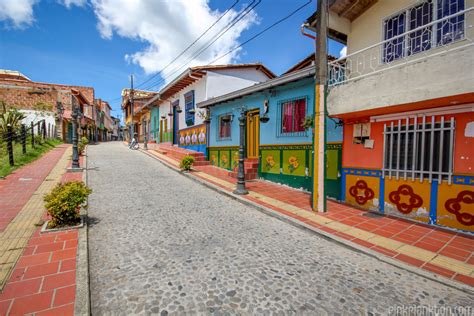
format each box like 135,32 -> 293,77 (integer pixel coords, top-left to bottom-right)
87,143 -> 473,315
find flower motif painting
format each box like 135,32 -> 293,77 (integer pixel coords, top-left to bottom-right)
349,180 -> 375,205
445,190 -> 474,226
388,185 -> 423,214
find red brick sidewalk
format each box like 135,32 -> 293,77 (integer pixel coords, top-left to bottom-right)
146,149 -> 474,288
0,145 -> 69,232
0,145 -> 84,315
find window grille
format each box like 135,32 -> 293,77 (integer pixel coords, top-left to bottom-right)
277,96 -> 307,137
383,0 -> 465,62
382,115 -> 455,184
217,114 -> 232,140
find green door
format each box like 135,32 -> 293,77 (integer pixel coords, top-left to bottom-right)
67,122 -> 73,143
325,143 -> 342,200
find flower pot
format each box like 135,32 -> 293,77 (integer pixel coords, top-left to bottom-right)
188,109 -> 196,114
177,109 -> 182,113
161,116 -> 166,119
259,116 -> 270,123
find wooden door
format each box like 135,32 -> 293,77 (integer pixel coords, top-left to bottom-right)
159,120 -> 163,143
246,110 -> 260,158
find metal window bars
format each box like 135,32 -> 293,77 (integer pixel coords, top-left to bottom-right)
382,115 -> 455,184
328,6 -> 472,86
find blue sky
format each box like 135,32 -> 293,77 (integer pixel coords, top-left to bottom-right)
0,0 -> 344,118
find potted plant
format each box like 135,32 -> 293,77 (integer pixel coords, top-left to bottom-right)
197,110 -> 211,123
301,115 -> 314,131
43,181 -> 92,229
161,115 -> 166,119
221,114 -> 232,123
259,115 -> 270,123
179,155 -> 195,172
188,108 -> 196,114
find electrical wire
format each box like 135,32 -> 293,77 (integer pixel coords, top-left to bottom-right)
134,0 -> 241,90
141,0 -> 261,91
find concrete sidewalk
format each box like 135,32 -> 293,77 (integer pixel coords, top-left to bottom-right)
142,147 -> 474,289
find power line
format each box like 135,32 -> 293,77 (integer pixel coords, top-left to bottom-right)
134,0 -> 241,90
141,0 -> 261,91
208,0 -> 313,65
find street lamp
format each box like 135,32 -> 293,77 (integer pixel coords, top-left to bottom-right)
233,106 -> 248,195
70,96 -> 81,170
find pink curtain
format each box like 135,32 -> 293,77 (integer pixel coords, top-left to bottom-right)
294,99 -> 306,132
282,102 -> 294,132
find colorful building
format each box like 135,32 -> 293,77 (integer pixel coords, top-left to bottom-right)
121,89 -> 157,142
0,69 -> 97,143
307,0 -> 474,232
139,64 -> 275,153
198,57 -> 343,198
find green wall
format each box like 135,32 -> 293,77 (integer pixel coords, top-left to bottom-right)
208,146 -> 239,170
259,144 -> 312,191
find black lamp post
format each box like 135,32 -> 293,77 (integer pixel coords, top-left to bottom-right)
233,106 -> 248,195
71,96 -> 81,170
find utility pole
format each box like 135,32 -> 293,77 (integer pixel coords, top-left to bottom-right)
312,0 -> 328,212
130,74 -> 135,144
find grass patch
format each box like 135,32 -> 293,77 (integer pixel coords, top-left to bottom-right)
0,138 -> 63,178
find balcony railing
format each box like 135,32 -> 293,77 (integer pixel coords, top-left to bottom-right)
328,7 -> 473,86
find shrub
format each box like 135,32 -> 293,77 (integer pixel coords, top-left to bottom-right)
44,181 -> 92,228
34,135 -> 43,145
180,155 -> 195,171
78,142 -> 85,155
81,136 -> 89,145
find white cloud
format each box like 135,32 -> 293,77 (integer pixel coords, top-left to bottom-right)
90,0 -> 258,84
58,0 -> 88,9
339,46 -> 347,58
0,0 -> 38,28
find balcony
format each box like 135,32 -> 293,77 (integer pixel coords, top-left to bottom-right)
328,7 -> 474,116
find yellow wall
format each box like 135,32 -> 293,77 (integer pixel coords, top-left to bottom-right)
345,175 -> 380,211
437,183 -> 473,232
384,178 -> 431,223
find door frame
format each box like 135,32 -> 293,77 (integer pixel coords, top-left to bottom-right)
246,109 -> 260,159
172,105 -> 179,145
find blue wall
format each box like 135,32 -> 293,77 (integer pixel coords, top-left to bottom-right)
208,77 -> 343,147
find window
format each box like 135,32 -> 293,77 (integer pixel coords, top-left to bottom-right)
218,114 -> 232,140
383,0 -> 465,63
383,115 -> 455,183
437,0 -> 465,45
184,91 -> 195,126
278,97 -> 307,136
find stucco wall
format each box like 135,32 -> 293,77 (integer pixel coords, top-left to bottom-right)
208,78 -> 343,147
328,46 -> 474,115
160,67 -> 272,142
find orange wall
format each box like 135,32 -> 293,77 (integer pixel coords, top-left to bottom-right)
342,112 -> 474,175
342,122 -> 384,169
454,114 -> 474,174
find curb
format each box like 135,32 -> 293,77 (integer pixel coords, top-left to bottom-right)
139,148 -> 474,294
74,146 -> 90,316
